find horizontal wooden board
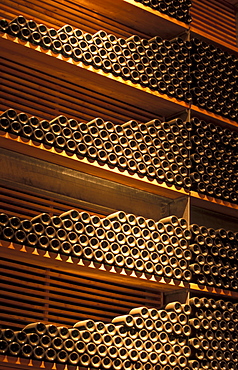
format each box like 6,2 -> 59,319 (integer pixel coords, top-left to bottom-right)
0,133 -> 189,201
191,0 -> 238,50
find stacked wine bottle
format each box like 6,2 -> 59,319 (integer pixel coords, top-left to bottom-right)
189,223 -> 238,291
0,210 -> 193,281
190,117 -> 238,203
2,209 -> 238,290
190,38 -> 238,122
133,0 -> 192,24
0,303 -> 192,369
0,109 -> 192,189
2,107 -> 238,204
2,297 -> 238,369
0,15 -> 192,101
188,297 -> 238,370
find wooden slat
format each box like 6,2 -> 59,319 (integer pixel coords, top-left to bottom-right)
0,267 -> 159,304
0,53 -> 160,125
4,260 -> 161,300
0,191 -> 71,217
193,17 -> 236,41
1,67 -> 148,125
0,185 -> 114,220
1,259 -> 160,300
0,186 -> 111,219
0,278 -> 144,317
0,60 -> 153,125
191,0 -> 238,49
0,255 -> 162,329
0,192 -> 103,220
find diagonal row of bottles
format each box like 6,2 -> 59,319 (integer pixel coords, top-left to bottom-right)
1,109 -> 238,204
1,297 -> 238,370
133,0 -> 192,24
0,15 -> 192,102
1,209 -> 238,291
1,16 -> 237,121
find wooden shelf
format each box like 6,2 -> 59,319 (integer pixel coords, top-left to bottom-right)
189,283 -> 238,299
190,0 -> 238,53
0,239 -> 189,293
0,132 -> 189,200
0,34 -> 189,120
3,130 -> 238,212
2,131 -> 238,215
1,0 -> 238,334
1,239 -> 238,307
190,190 -> 238,217
191,104 -> 238,130
0,355 -> 72,370
2,36 -> 237,130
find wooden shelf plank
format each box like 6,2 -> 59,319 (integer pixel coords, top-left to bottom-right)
1,239 -> 238,312
2,130 -> 238,213
189,283 -> 238,299
190,0 -> 238,51
0,34 -> 189,119
0,240 -> 189,293
0,355 -> 62,370
190,190 -> 238,218
0,132 -> 189,200
0,264 -> 159,303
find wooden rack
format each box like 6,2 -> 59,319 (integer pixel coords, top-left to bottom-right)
0,2 -> 238,370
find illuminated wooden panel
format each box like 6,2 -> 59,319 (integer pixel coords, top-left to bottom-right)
0,248 -> 163,330
191,0 -> 238,51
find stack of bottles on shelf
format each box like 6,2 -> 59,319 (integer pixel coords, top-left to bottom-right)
0,15 -> 192,101
133,0 -> 192,24
189,297 -> 238,370
0,210 -> 193,282
1,17 -> 238,121
190,38 -> 238,122
189,222 -> 238,291
1,209 -> 238,291
190,117 -> 238,203
0,109 -> 192,190
2,108 -> 238,204
1,297 -> 238,370
0,302 -> 192,369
